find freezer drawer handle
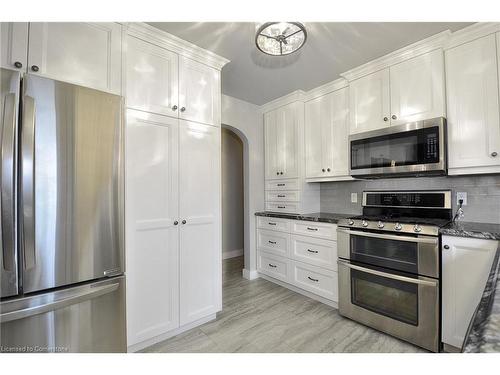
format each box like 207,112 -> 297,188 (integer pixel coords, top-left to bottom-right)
1,93 -> 17,272
0,282 -> 119,323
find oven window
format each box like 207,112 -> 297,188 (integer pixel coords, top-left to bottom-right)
350,234 -> 418,274
351,268 -> 419,326
351,126 -> 439,170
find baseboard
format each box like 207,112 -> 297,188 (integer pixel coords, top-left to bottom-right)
127,313 -> 217,353
259,273 -> 338,308
242,268 -> 259,280
222,248 -> 243,260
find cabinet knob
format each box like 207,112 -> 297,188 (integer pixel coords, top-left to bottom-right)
383,116 -> 388,122
327,168 -> 331,172
492,152 -> 498,157
443,245 -> 450,250
276,172 -> 280,175
391,114 -> 397,120
174,220 -> 179,225
31,65 -> 39,72
172,105 -> 178,111
14,61 -> 23,68
280,171 -> 283,175
322,168 -> 325,172
180,107 -> 186,112
182,220 -> 187,224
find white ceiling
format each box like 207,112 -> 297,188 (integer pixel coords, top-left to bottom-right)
148,22 -> 472,105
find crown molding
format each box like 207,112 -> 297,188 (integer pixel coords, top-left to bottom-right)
340,30 -> 451,82
303,78 -> 349,101
445,22 -> 500,49
123,22 -> 230,70
259,90 -> 307,113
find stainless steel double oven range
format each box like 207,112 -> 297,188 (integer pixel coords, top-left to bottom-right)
337,190 -> 452,352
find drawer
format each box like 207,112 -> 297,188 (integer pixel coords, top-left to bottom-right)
257,229 -> 290,257
265,201 -> 299,214
265,190 -> 300,202
291,260 -> 338,301
257,216 -> 290,232
291,220 -> 337,240
291,235 -> 337,271
265,179 -> 299,191
258,251 -> 290,282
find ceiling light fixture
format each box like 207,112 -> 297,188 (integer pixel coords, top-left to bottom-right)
255,22 -> 307,56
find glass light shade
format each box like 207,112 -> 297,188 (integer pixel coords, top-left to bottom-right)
255,22 -> 307,56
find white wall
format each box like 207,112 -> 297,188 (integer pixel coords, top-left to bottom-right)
221,128 -> 244,258
221,94 -> 264,277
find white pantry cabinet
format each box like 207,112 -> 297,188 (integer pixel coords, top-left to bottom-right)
305,87 -> 350,179
441,235 -> 498,350
126,110 -> 180,346
179,121 -> 221,325
27,22 -> 122,94
446,33 -> 500,175
126,35 -> 179,116
349,69 -> 390,134
0,22 -> 28,71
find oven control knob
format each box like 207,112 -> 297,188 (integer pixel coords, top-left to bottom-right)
394,223 -> 402,231
361,220 -> 369,227
413,224 -> 422,233
377,221 -> 384,229
348,219 -> 354,226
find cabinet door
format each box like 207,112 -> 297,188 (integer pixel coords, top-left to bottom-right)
179,121 -> 221,325
126,35 -> 179,117
264,110 -> 280,179
27,22 -> 122,94
277,103 -> 299,179
179,56 -> 220,126
125,110 -> 179,346
446,34 -> 500,172
349,69 -> 390,134
441,236 -> 498,349
0,22 -> 28,71
305,95 -> 326,178
326,88 -> 350,177
390,49 -> 445,125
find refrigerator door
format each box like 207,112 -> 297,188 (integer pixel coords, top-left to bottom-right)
0,276 -> 126,352
21,74 -> 124,294
1,68 -> 20,298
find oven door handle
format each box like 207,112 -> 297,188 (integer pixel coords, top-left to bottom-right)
337,228 -> 438,244
337,259 -> 438,287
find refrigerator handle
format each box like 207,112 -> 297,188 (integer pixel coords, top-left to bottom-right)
1,93 -> 17,272
21,95 -> 36,269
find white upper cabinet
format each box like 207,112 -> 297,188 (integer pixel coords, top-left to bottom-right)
126,36 -> 179,116
305,88 -> 350,179
264,110 -> 279,180
0,22 -> 28,71
446,34 -> 500,175
125,110 -> 179,346
179,121 -> 221,325
349,69 -> 390,134
389,49 -> 445,125
27,23 -> 122,94
179,56 -> 220,126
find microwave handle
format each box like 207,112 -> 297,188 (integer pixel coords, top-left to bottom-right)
337,259 -> 438,287
337,228 -> 438,244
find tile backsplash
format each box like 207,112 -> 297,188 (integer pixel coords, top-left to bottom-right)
320,175 -> 500,224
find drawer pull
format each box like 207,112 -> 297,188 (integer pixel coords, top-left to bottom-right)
268,240 -> 277,244
277,195 -> 285,198
307,249 -> 319,254
307,276 -> 319,282
277,183 -> 285,187
268,263 -> 277,268
268,222 -> 277,226
307,227 -> 318,231
278,206 -> 285,209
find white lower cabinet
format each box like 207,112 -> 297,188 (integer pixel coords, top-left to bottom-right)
256,217 -> 338,304
441,235 -> 499,349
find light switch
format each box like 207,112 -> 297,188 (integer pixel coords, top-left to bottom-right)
351,193 -> 358,203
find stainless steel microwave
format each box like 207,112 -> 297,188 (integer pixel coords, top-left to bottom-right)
349,117 -> 447,178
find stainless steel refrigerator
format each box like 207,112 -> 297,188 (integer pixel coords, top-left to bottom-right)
0,68 -> 126,352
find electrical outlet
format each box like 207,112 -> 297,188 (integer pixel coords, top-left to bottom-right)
456,192 -> 467,206
351,193 -> 358,203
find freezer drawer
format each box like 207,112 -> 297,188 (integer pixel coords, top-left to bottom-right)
0,276 -> 126,353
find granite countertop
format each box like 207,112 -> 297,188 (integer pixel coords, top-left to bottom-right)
254,211 -> 355,224
463,244 -> 500,352
439,221 -> 500,240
